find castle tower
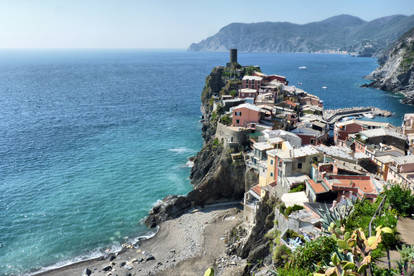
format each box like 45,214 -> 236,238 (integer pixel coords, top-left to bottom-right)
230,48 -> 237,64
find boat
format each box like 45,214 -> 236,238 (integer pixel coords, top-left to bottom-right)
363,113 -> 375,119
298,82 -> 303,85
298,66 -> 307,70
322,86 -> 328,89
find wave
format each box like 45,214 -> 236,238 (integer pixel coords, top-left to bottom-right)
29,227 -> 159,276
186,160 -> 194,168
168,147 -> 195,154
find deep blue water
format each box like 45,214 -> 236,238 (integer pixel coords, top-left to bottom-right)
0,50 -> 413,275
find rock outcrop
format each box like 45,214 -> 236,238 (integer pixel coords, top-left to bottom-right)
365,27 -> 414,104
145,64 -> 249,228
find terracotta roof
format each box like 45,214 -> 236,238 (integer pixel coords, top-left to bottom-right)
306,179 -> 329,194
327,175 -> 377,196
251,184 -> 261,196
284,100 -> 298,107
269,181 -> 277,187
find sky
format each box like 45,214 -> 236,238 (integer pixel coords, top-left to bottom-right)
0,0 -> 413,49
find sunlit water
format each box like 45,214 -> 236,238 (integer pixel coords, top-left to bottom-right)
0,50 -> 412,275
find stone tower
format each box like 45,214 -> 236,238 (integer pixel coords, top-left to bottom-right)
230,49 -> 237,64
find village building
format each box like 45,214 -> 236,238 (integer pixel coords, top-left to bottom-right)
291,127 -> 328,146
232,103 -> 263,127
238,88 -> 258,99
355,128 -> 408,153
403,113 -> 414,148
242,75 -> 262,91
334,119 -> 395,146
305,175 -> 382,203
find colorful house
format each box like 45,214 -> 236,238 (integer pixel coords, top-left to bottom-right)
242,76 -> 262,91
232,103 -> 262,127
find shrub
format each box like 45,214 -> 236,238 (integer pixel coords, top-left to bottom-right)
276,267 -> 309,276
229,89 -> 237,97
385,184 -> 414,217
272,244 -> 292,267
285,205 -> 304,216
290,236 -> 337,272
220,114 -> 232,126
289,183 -> 305,193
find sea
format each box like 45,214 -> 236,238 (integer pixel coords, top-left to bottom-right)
0,50 -> 413,276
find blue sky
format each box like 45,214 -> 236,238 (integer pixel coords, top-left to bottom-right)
0,0 -> 413,49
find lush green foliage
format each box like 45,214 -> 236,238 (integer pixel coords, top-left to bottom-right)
384,184 -> 414,217
276,267 -> 310,276
290,236 -> 337,272
289,183 -> 305,193
220,114 -> 232,126
284,204 -> 304,216
229,89 -> 237,97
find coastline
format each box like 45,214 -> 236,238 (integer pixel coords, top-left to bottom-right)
34,203 -> 243,276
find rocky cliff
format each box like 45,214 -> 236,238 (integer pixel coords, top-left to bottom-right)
366,27 -> 414,104
189,14 -> 414,57
145,64 -> 252,228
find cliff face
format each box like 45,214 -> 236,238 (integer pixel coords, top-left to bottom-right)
189,14 -> 414,57
145,64 -> 249,228
367,27 -> 414,104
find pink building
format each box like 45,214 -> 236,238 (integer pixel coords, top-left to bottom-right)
232,103 -> 262,127
242,76 -> 262,91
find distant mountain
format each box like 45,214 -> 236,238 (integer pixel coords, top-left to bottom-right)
188,14 -> 414,57
365,27 -> 414,104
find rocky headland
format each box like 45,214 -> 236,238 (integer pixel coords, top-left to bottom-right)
188,14 -> 414,57
364,27 -> 414,104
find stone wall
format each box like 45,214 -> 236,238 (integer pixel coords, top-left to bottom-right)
215,122 -> 250,146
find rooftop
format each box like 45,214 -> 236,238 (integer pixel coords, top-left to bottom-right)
281,191 -> 309,207
291,127 -> 322,137
306,179 -> 329,194
315,145 -> 354,161
359,128 -> 406,140
393,155 -> 414,165
233,103 -> 263,112
242,75 -> 263,81
267,145 -> 319,159
240,88 -> 257,93
336,119 -> 392,128
253,142 -> 273,151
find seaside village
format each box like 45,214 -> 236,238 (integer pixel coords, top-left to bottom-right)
211,50 -> 414,250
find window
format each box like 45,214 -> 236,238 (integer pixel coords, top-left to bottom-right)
270,172 -> 274,177
298,163 -> 302,169
310,138 -> 316,145
270,159 -> 274,165
236,119 -> 240,124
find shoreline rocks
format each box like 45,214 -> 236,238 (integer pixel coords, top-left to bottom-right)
364,27 -> 414,103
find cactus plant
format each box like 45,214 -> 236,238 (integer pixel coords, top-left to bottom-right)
314,226 -> 393,276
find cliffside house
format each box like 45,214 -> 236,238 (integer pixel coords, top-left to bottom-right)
239,88 -> 258,99
403,113 -> 414,147
334,119 -> 394,146
242,75 -> 262,91
354,128 -> 408,153
291,127 -> 328,146
305,175 -> 381,203
232,103 -> 263,127
266,145 -> 322,190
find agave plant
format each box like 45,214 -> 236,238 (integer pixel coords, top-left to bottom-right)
317,199 -> 354,232
393,245 -> 414,275
314,226 -> 393,276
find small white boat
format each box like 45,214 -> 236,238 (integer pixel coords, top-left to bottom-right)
298,82 -> 303,85
298,66 -> 307,70
322,86 -> 328,89
364,113 -> 375,119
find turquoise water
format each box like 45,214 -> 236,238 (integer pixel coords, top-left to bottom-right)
0,50 -> 413,275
